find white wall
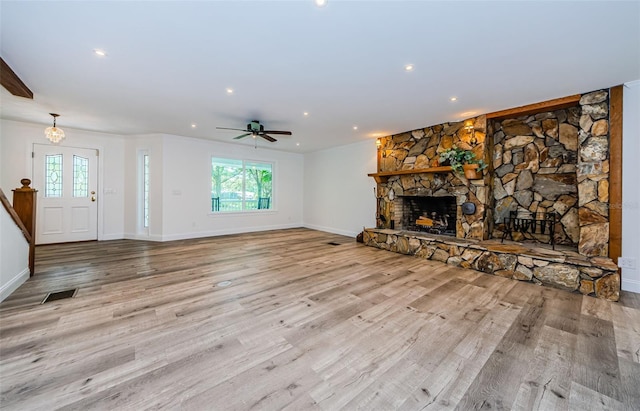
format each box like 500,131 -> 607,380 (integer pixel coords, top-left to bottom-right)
303,139 -> 377,237
0,120 -> 304,244
0,119 -> 126,240
123,134 -> 304,241
622,80 -> 640,293
0,205 -> 30,302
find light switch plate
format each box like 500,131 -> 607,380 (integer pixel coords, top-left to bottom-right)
618,257 -> 637,270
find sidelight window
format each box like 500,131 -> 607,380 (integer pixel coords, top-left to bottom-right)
143,154 -> 149,228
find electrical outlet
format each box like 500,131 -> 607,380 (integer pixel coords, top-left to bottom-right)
618,257 -> 637,270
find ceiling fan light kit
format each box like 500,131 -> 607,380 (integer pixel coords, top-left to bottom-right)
45,113 -> 65,143
216,120 -> 291,143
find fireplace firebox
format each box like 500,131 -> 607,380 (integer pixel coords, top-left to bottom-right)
399,196 -> 457,235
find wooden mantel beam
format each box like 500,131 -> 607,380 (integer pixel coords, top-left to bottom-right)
1,57 -> 33,99
486,94 -> 581,120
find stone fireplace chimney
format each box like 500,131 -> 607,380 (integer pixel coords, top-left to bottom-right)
374,115 -> 491,240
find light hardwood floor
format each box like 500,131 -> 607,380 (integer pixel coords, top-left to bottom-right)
1,228 -> 639,410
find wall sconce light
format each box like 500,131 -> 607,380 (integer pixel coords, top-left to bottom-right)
376,138 -> 388,158
464,119 -> 476,145
45,113 -> 65,143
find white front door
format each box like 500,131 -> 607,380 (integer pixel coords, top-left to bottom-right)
33,144 -> 98,244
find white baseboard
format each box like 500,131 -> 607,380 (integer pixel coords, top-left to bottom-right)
100,233 -> 125,241
159,223 -> 302,242
0,268 -> 30,302
303,223 -> 359,238
124,224 -> 303,242
119,225 -> 357,242
622,278 -> 640,294
123,232 -> 164,242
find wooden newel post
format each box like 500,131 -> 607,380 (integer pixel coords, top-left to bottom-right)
13,178 -> 37,276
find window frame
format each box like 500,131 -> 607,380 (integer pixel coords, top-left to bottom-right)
210,156 -> 275,214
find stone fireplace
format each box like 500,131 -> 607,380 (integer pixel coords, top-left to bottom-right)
365,88 -> 622,301
374,115 -> 491,241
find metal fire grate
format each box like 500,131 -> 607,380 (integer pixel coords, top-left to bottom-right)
41,288 -> 78,304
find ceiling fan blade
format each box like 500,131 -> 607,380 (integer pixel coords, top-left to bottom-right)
262,130 -> 292,135
261,134 -> 277,142
234,133 -> 252,140
217,127 -> 246,131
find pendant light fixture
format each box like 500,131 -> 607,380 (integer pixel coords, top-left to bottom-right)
45,113 -> 65,143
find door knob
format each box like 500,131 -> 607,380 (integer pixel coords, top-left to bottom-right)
91,191 -> 96,202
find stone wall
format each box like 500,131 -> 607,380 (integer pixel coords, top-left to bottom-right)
491,107 -> 580,245
376,116 -> 491,240
368,88 -> 619,300
374,89 -> 613,256
577,90 -> 611,256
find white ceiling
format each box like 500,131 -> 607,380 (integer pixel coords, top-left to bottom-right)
1,1 -> 639,153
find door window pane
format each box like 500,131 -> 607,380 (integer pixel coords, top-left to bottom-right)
73,155 -> 89,197
45,154 -> 63,198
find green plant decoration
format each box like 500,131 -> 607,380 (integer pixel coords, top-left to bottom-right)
439,146 -> 487,174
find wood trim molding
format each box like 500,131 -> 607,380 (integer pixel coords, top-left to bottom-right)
0,57 -> 33,99
608,85 -> 623,262
0,188 -> 31,243
368,164 -> 479,183
486,94 -> 581,120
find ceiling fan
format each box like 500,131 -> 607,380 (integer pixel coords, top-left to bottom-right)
216,120 -> 292,142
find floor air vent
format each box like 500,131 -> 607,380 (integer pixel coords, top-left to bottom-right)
327,242 -> 341,246
41,289 -> 78,304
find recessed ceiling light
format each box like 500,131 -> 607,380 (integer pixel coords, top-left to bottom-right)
191,124 -> 197,128
226,88 -> 234,94
450,97 -> 458,102
353,126 -> 358,130
296,142 -> 300,146
404,64 -> 414,71
315,0 -> 328,7
93,49 -> 107,57
303,112 -> 309,116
